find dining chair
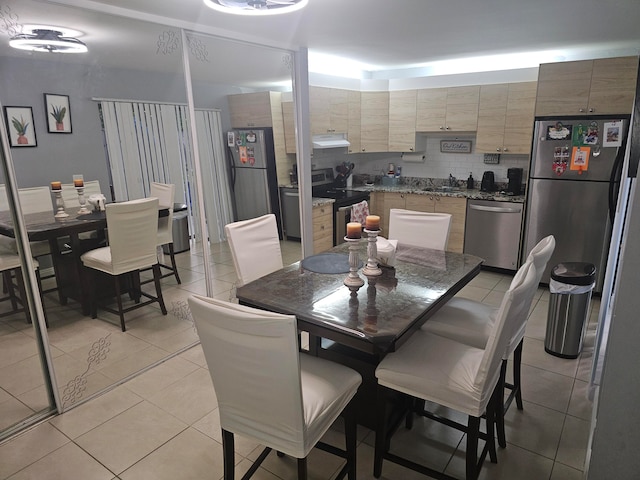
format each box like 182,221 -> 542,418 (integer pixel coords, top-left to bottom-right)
225,213 -> 283,287
421,235 -> 554,448
188,295 -> 361,480
388,208 -> 452,250
374,260 -> 537,480
80,197 -> 167,331
0,253 -> 47,326
148,182 -> 180,284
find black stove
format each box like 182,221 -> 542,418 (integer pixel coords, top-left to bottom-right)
313,187 -> 370,206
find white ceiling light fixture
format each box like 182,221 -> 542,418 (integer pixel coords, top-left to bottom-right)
203,0 -> 309,16
9,27 -> 88,53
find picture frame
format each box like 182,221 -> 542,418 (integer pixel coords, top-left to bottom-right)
3,106 -> 37,147
44,93 -> 72,133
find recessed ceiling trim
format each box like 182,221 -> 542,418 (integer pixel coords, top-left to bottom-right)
203,0 -> 309,16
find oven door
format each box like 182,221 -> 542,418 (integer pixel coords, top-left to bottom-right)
335,205 -> 352,246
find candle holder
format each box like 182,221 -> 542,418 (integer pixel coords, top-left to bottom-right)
53,190 -> 69,218
362,228 -> 382,276
75,186 -> 90,215
343,236 -> 364,289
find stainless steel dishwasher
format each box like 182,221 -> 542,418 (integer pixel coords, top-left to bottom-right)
464,199 -> 524,270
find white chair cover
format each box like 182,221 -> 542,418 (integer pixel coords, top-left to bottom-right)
225,214 -> 283,286
0,186 -> 51,257
376,260 -> 537,417
81,197 -> 159,275
149,182 -> 175,246
188,295 -> 361,458
423,236 -> 555,358
388,208 -> 452,250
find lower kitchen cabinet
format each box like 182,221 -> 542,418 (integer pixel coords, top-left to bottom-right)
312,203 -> 333,253
379,192 -> 466,253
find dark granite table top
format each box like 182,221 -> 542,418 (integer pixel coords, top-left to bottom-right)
0,210 -> 108,241
237,243 -> 483,355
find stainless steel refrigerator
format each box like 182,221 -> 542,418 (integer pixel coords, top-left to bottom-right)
523,116 -> 630,292
226,128 -> 282,237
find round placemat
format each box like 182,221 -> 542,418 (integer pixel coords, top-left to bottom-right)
301,253 -> 361,274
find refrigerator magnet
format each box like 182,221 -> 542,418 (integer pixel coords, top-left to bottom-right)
570,146 -> 590,174
239,146 -> 248,164
546,122 -> 572,140
584,121 -> 599,145
246,131 -> 256,143
227,131 -> 235,147
603,121 -> 623,147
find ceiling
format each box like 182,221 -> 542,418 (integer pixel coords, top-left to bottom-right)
2,0 -> 640,87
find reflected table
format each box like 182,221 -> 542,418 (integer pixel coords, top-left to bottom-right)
237,243 -> 484,427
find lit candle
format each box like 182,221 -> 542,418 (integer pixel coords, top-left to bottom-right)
346,222 -> 362,239
73,175 -> 84,187
50,181 -> 62,191
365,215 -> 380,230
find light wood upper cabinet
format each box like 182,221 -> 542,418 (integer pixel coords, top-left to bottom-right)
388,90 -> 417,152
228,91 -> 282,128
535,56 -> 638,116
360,91 -> 389,153
416,86 -> 479,132
347,90 -> 362,154
477,82 -> 536,154
309,86 -> 349,135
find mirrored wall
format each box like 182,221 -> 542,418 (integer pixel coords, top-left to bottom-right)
0,0 -> 300,438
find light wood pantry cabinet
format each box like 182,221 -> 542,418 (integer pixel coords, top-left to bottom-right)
360,91 -> 389,153
379,192 -> 466,253
388,90 -> 417,152
416,86 -> 479,133
312,203 -> 333,254
347,90 -> 361,154
476,82 -> 537,154
535,56 -> 638,116
282,101 -> 296,154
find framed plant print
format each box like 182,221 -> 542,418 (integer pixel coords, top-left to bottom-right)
3,106 -> 37,147
44,93 -> 72,133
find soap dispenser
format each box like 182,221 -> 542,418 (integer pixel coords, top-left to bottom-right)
467,172 -> 474,190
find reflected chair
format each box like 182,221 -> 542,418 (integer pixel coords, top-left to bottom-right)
188,295 -> 361,480
0,253 -> 46,326
422,236 -> 555,447
374,261 -> 537,480
148,182 -> 180,284
61,180 -> 103,209
225,213 -> 283,287
388,208 -> 452,250
80,197 -> 167,331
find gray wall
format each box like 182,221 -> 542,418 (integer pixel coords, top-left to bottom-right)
0,55 -> 240,197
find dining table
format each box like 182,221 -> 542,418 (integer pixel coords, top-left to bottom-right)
0,205 -> 169,316
236,242 -> 484,428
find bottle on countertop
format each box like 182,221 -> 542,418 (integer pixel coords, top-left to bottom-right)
467,172 -> 474,190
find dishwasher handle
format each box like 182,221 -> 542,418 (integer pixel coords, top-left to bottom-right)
469,204 -> 522,214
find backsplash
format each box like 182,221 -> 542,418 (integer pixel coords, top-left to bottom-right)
310,135 -> 530,185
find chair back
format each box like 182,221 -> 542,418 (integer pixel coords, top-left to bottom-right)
474,261 -> 537,402
388,208 -> 452,250
225,214 -> 283,286
105,197 -> 159,275
62,180 -> 103,208
502,234 -> 556,357
150,182 -> 175,245
188,295 -> 306,454
18,187 -> 53,214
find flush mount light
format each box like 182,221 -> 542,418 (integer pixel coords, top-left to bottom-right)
10,28 -> 88,53
203,0 -> 309,16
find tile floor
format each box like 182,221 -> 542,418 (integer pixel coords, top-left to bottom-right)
0,241 -> 598,479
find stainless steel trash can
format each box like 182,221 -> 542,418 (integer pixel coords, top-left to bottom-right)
164,203 -> 190,254
545,262 -> 596,358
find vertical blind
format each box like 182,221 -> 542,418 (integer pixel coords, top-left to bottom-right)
99,100 -> 233,243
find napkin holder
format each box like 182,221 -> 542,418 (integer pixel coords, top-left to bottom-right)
376,237 -> 397,267
88,193 -> 106,212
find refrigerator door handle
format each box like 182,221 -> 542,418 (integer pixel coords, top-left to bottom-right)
227,146 -> 236,190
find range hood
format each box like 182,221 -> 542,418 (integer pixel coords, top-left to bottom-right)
312,133 -> 351,149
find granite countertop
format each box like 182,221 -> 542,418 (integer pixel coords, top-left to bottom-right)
352,184 -> 526,203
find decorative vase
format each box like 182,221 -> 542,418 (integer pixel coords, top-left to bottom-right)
17,134 -> 28,145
